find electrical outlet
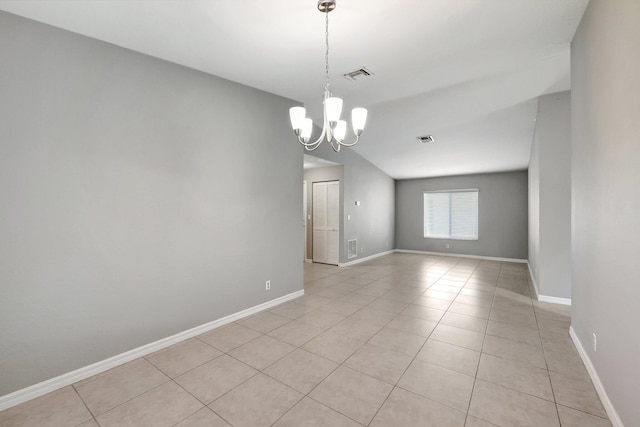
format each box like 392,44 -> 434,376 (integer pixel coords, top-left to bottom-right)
593,333 -> 597,352
360,247 -> 363,253
265,280 -> 271,291
446,243 -> 450,249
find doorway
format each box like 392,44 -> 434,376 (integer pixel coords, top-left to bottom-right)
312,181 -> 340,265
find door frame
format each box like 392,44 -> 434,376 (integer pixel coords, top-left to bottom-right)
303,180 -> 311,262
312,180 -> 340,265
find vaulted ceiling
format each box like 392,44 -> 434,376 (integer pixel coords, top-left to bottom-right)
0,0 -> 589,179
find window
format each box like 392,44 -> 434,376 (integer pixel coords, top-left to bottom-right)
424,189 -> 478,240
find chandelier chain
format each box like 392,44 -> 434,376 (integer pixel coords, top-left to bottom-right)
324,9 -> 330,94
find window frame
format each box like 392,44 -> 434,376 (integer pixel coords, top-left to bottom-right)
423,189 -> 479,241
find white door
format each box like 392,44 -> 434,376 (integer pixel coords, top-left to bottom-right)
326,181 -> 340,264
313,181 -> 340,265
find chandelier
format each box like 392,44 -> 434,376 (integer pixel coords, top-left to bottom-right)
289,0 -> 368,152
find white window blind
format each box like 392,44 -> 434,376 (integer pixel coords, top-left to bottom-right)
424,190 -> 478,240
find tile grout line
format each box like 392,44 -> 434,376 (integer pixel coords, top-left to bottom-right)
212,276 -> 385,426
287,262 -> 445,426
363,258 -> 485,424
293,269 -> 406,426
70,384 -> 99,427
529,277 -> 563,427
470,262 -> 573,425
462,261 -> 492,426
86,379 -> 172,424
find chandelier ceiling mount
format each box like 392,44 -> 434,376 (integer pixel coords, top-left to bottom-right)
317,0 -> 336,13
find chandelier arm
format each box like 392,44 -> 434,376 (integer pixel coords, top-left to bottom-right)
335,134 -> 361,147
296,121 -> 328,147
297,135 -> 322,149
297,136 -> 319,148
304,142 -> 324,151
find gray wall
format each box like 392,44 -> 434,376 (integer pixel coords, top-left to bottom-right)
303,165 -> 344,262
528,92 -> 572,299
306,140 -> 395,264
571,0 -> 640,424
0,12 -> 302,396
396,171 -> 528,259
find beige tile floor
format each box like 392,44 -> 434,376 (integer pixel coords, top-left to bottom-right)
0,253 -> 611,426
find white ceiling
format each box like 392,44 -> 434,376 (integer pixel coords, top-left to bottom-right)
0,0 -> 588,179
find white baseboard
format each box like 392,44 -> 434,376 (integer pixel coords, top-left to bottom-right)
527,261 -> 571,306
394,249 -> 527,264
527,261 -> 541,299
337,248 -> 528,268
338,250 -> 395,267
0,289 -> 304,412
304,258 -> 312,263
538,294 -> 571,305
569,326 -> 624,427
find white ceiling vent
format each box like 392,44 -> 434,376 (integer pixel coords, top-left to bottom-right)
344,67 -> 374,81
417,135 -> 435,143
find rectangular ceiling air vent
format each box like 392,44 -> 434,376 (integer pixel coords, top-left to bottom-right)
344,67 -> 374,81
417,135 -> 435,143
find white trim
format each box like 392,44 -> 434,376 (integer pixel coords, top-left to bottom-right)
538,294 -> 571,305
394,249 -> 527,264
303,179 -> 308,263
527,261 -> 572,306
528,261 -> 541,299
0,289 -> 304,411
338,250 -> 395,267
569,326 -> 624,427
423,188 -> 479,194
304,258 -> 313,263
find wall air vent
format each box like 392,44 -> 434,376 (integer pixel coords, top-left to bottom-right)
417,135 -> 435,143
344,67 -> 374,81
348,239 -> 358,258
